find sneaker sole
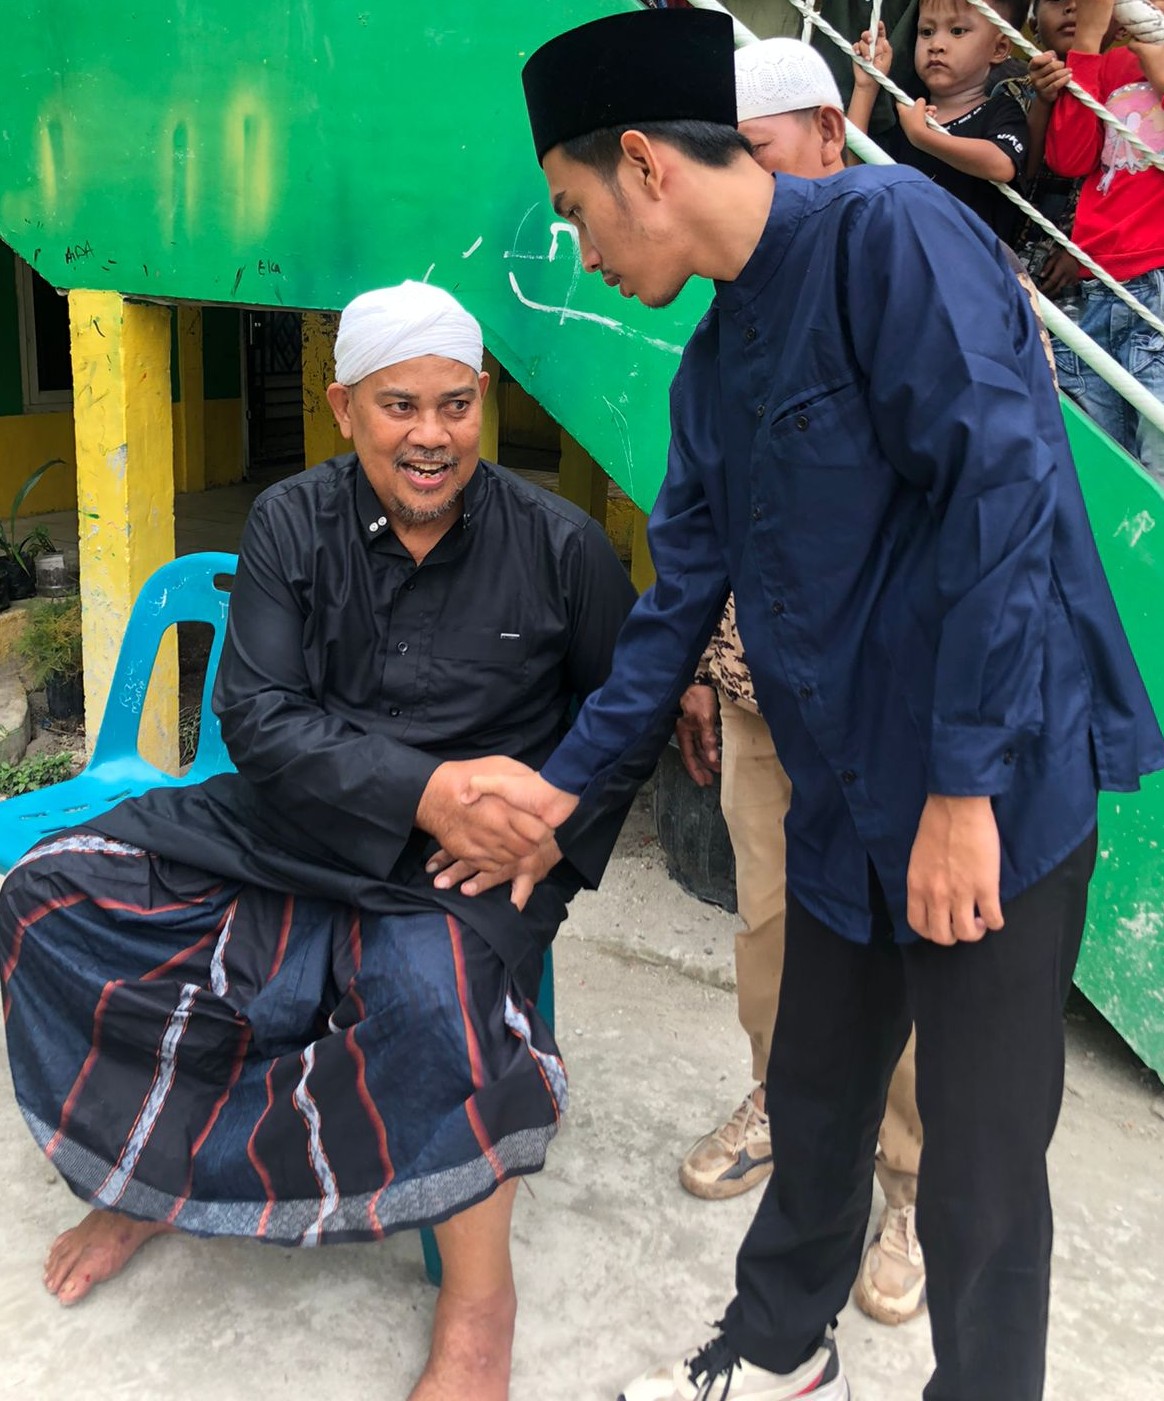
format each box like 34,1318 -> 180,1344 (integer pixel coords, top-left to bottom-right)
851,1272 -> 928,1327
678,1157 -> 773,1200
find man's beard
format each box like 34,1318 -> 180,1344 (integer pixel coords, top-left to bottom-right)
387,455 -> 465,525
387,481 -> 466,525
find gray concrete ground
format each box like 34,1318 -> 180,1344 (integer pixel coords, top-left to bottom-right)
2,792 -> 1163,1400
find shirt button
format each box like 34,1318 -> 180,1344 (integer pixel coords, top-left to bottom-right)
771,600 -> 785,616
744,326 -> 757,342
405,581 -> 416,592
389,707 -> 401,717
756,403 -> 766,419
798,684 -> 813,700
1003,748 -> 1016,765
396,641 -> 409,654
751,506 -> 763,522
841,769 -> 857,785
795,414 -> 809,431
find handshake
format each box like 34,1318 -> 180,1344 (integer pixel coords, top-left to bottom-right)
415,757 -> 580,910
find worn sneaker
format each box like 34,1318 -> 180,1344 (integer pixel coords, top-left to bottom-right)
618,1329 -> 850,1400
679,1089 -> 772,1200
852,1203 -> 927,1325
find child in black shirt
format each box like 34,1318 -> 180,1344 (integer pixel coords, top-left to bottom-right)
848,0 -> 1030,244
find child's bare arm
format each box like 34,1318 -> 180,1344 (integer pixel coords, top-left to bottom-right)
848,24 -> 892,134
1026,52 -> 1072,178
1128,39 -> 1164,98
897,99 -> 1021,182
1073,0 -> 1118,51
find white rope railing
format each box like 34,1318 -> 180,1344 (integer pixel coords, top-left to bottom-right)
682,0 -> 1164,439
686,0 -> 1164,340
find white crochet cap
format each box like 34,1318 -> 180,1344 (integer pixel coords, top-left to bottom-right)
735,37 -> 844,121
334,281 -> 483,385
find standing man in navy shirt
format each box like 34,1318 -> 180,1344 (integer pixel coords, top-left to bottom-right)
430,8 -> 1164,1400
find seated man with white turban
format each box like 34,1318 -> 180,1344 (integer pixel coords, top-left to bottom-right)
0,281 -> 637,1400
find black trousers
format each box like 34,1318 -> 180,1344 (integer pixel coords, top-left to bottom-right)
721,829 -> 1097,1401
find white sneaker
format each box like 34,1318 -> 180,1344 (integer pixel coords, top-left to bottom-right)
618,1330 -> 849,1400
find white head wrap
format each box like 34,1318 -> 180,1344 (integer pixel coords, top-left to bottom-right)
333,281 -> 484,385
735,38 -> 844,121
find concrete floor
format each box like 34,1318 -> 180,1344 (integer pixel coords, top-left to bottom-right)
1,794 -> 1162,1400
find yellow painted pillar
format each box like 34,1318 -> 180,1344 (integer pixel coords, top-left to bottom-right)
630,507 -> 656,593
69,290 -> 177,767
481,351 -> 500,461
302,312 -> 348,468
558,431 -> 608,528
173,306 -> 206,495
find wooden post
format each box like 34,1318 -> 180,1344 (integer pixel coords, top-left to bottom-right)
558,430 -> 608,528
173,306 -> 206,494
630,507 -> 655,593
69,290 -> 177,767
301,311 -> 348,468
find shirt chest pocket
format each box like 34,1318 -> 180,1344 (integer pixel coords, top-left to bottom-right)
430,628 -> 530,665
767,379 -> 872,470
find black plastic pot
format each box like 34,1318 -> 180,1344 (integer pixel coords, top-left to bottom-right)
652,735 -> 737,913
45,671 -> 84,720
2,555 -> 36,601
0,567 -> 10,613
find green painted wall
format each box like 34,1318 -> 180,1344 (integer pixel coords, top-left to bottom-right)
202,308 -> 241,401
0,243 -> 24,417
0,0 -> 690,508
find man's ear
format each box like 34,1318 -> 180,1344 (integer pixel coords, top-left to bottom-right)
618,129 -> 666,199
326,381 -> 354,439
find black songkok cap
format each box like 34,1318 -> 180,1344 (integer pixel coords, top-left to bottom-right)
522,8 -> 738,164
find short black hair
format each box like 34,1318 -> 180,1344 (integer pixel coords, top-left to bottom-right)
558,119 -> 751,182
985,0 -> 1027,30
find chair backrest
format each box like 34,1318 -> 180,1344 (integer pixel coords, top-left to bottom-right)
88,551 -> 239,779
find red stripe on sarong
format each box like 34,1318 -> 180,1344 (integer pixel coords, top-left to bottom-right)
45,977 -> 123,1159
447,916 -> 505,1182
247,1062 -> 280,1238
166,1022 -> 254,1225
344,1025 -> 394,1236
267,897 -> 294,980
1,890 -> 88,1018
140,928 -> 219,983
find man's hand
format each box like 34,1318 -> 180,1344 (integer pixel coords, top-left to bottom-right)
906,795 -> 1005,945
427,836 -> 563,911
898,97 -> 939,147
1029,50 -> 1072,104
676,684 -> 720,787
415,757 -> 552,870
1039,245 -> 1082,297
466,770 -> 581,829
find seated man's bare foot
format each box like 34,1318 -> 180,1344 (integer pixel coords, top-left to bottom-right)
44,1209 -> 175,1307
408,1284 -> 517,1401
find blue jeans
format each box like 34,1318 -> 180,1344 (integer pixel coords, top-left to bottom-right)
1054,267 -> 1164,485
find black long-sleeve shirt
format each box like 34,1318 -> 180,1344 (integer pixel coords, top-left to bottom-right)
95,454 -> 639,996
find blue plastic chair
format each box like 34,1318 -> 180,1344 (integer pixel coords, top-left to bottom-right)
0,551 -> 238,872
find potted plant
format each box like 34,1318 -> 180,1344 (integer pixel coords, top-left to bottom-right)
0,458 -> 66,602
16,594 -> 84,720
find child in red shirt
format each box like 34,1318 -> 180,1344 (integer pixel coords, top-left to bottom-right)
1043,0 -> 1164,480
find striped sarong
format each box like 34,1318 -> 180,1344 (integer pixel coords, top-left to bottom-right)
0,833 -> 566,1245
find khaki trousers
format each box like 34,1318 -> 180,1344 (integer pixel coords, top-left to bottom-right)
719,697 -> 922,1206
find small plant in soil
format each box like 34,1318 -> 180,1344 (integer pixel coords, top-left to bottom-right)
0,750 -> 76,796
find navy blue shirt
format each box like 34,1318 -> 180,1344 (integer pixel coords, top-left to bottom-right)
543,166 -> 1164,944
